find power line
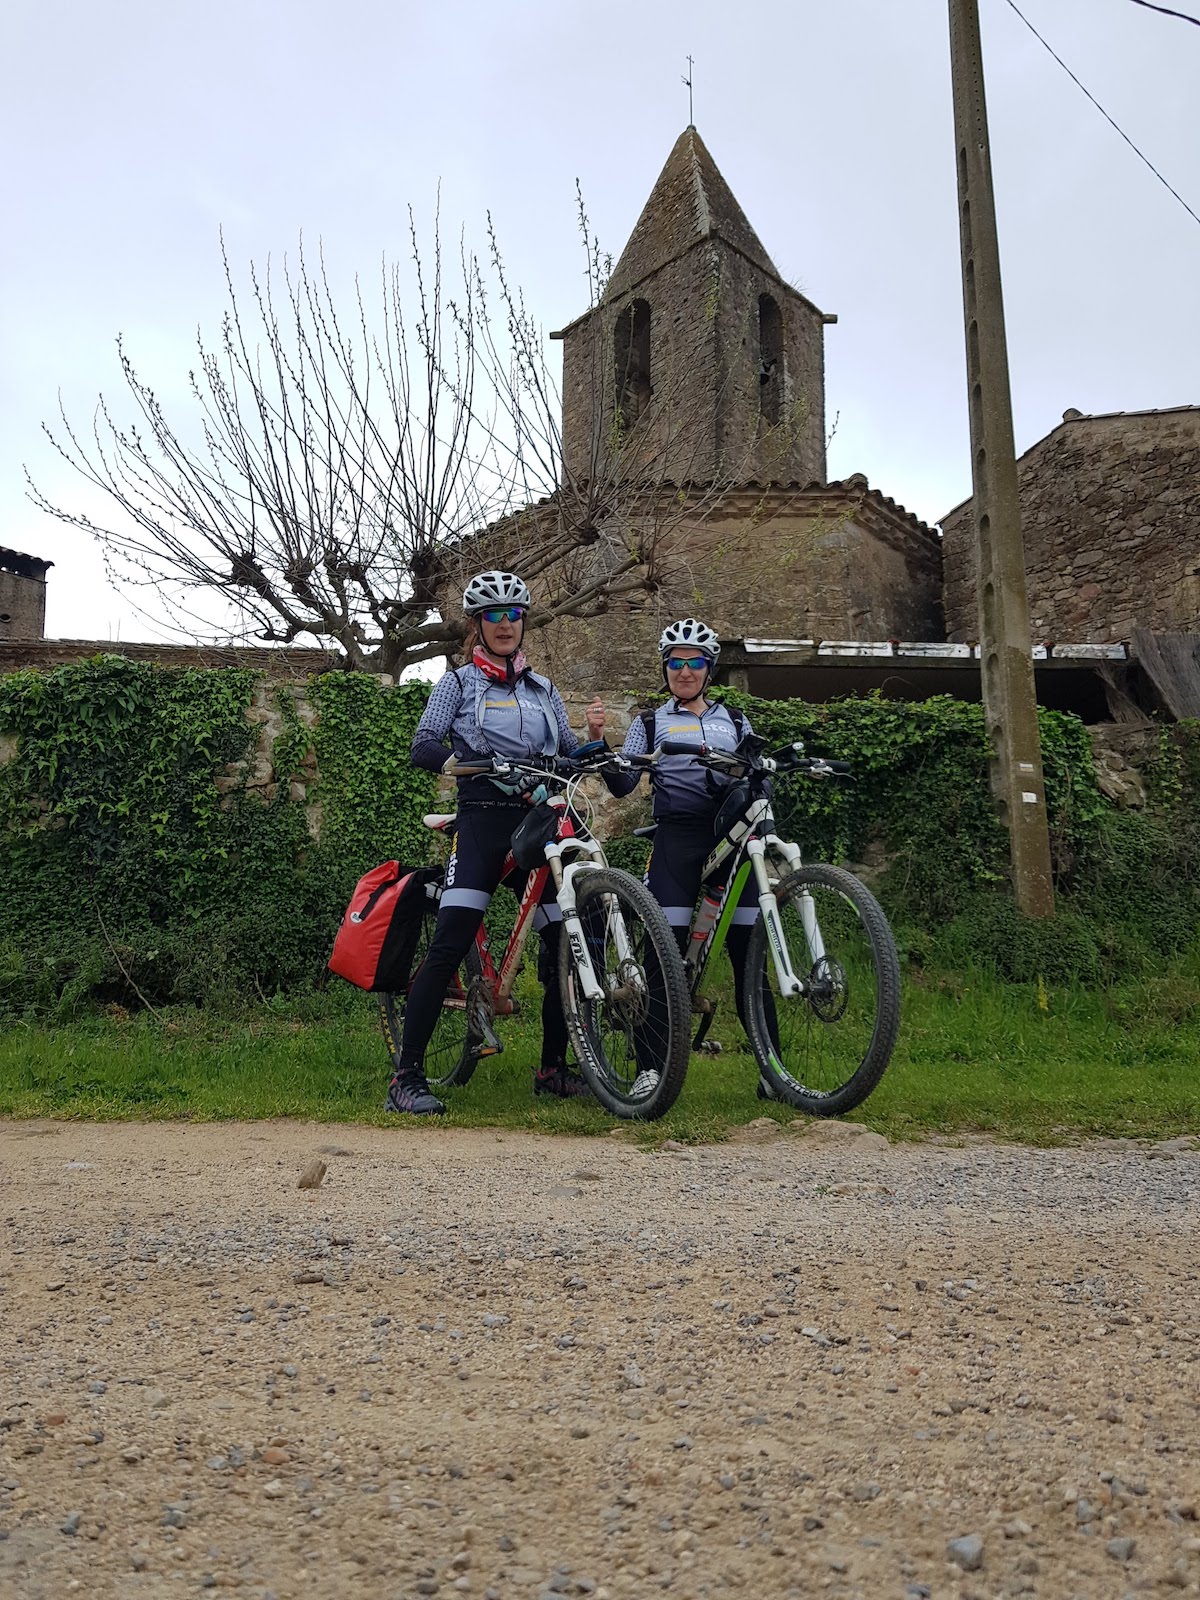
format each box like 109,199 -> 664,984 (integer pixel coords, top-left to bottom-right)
1125,0 -> 1200,25
1003,0 -> 1200,230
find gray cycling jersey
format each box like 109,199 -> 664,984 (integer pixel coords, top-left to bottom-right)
412,662 -> 567,769
631,701 -> 750,819
473,675 -> 557,760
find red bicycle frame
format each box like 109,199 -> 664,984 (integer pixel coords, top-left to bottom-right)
437,805 -> 582,1019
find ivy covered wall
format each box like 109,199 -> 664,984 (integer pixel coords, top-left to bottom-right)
0,657 -> 436,1015
731,692 -> 1200,984
0,656 -> 1196,1016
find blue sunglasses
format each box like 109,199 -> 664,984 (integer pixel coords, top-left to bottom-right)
665,654 -> 709,672
480,606 -> 526,624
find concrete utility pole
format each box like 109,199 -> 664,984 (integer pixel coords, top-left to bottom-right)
948,0 -> 1055,917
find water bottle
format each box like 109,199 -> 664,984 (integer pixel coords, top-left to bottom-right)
691,890 -> 721,948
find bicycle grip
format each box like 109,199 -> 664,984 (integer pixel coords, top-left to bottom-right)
443,755 -> 496,777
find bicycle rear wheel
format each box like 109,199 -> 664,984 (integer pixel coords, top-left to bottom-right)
378,900 -> 485,1091
559,868 -> 690,1120
745,865 -> 900,1116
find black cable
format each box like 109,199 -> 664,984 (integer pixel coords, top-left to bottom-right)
1004,0 -> 1200,230
1126,0 -> 1200,25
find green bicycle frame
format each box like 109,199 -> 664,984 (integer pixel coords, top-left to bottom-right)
688,797 -> 807,1005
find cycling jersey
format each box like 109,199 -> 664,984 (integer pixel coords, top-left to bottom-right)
608,700 -> 751,820
411,660 -> 579,806
399,650 -> 580,1077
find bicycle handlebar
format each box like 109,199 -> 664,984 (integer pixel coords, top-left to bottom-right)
442,748 -> 656,785
657,739 -> 852,779
444,742 -> 850,785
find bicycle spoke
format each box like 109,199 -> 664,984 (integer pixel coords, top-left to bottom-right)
560,870 -> 690,1119
579,896 -> 669,1092
748,866 -> 899,1114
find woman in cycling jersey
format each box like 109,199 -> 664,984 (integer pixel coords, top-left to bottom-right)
606,619 -> 777,1098
388,570 -> 605,1116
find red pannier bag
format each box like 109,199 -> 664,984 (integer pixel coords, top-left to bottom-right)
328,862 -> 442,992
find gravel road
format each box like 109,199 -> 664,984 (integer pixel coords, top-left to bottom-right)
2,1116 -> 1199,1600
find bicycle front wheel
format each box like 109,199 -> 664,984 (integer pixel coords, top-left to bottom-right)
559,869 -> 690,1120
379,900 -> 484,1091
745,865 -> 900,1116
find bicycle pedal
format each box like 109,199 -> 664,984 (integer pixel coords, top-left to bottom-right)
469,1017 -> 504,1059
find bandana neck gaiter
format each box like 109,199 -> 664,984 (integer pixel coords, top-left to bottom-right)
472,643 -> 528,684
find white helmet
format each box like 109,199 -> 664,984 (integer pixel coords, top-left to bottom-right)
659,618 -> 720,661
462,570 -> 531,615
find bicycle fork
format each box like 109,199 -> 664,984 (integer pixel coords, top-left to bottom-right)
748,837 -> 813,999
548,854 -> 608,1005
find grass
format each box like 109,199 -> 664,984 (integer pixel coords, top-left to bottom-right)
1,960 -> 1198,1144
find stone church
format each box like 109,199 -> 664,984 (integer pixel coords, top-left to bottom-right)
531,125 -> 943,696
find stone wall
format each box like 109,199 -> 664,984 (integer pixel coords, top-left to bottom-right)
559,257 -> 716,486
942,407 -> 1200,643
712,247 -> 827,487
528,483 -> 942,696
0,654 -> 649,842
0,638 -> 340,677
558,244 -> 827,489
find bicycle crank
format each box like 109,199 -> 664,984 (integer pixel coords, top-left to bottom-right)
466,980 -> 503,1058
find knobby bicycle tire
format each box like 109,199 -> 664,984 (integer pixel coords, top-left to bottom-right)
379,901 -> 485,1091
558,868 -> 691,1120
745,864 -> 900,1116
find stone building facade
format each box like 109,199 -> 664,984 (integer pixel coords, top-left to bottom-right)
0,548 -> 52,641
942,405 -> 1200,644
529,477 -> 942,697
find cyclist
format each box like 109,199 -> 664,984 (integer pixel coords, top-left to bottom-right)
606,619 -> 778,1097
388,570 -> 606,1116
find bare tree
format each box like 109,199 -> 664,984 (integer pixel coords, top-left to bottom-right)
29,221 -> 505,672
28,196 -> 807,674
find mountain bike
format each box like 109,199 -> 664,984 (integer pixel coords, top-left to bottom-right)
378,749 -> 691,1118
636,735 -> 901,1116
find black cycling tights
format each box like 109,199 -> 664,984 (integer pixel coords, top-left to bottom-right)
398,905 -> 568,1075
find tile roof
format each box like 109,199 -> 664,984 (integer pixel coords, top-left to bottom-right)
473,475 -> 938,553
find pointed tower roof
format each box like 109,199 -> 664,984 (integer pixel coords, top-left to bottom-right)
606,126 -> 779,297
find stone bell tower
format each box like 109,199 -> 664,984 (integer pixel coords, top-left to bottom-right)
554,126 -> 835,487
0,547 -> 52,640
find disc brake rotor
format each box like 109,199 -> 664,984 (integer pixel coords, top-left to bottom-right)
604,958 -> 650,1027
807,956 -> 849,1023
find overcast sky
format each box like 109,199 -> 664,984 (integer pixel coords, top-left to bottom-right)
2,0 -> 1196,643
